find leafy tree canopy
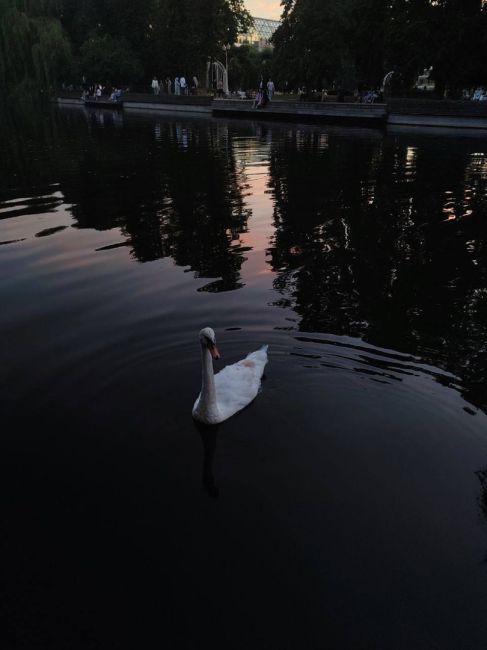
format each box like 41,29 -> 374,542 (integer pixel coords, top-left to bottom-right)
0,0 -> 71,112
0,0 -> 253,94
272,0 -> 487,95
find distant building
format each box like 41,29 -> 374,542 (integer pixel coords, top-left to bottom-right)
237,17 -> 280,50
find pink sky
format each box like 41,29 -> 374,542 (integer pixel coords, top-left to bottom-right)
244,0 -> 282,20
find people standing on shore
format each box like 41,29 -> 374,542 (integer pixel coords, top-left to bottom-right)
165,76 -> 172,94
253,87 -> 269,109
253,89 -> 262,108
472,87 -> 487,101
180,76 -> 187,95
266,78 -> 275,100
151,76 -> 159,95
175,77 -> 181,96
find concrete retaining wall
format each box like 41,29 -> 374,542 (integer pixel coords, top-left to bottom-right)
387,98 -> 487,117
388,114 -> 487,129
56,93 -> 487,130
124,93 -> 213,107
387,99 -> 487,129
212,99 -> 387,123
124,101 -> 211,114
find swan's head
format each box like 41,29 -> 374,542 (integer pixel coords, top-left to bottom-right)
199,327 -> 220,360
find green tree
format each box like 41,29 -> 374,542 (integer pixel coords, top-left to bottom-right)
80,33 -> 143,84
227,45 -> 272,91
147,0 -> 252,78
272,0 -> 487,95
0,0 -> 71,113
272,0 -> 355,90
55,0 -> 252,84
427,0 -> 487,96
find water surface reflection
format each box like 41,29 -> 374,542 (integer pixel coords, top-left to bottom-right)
267,127 -> 487,410
2,108 -> 487,650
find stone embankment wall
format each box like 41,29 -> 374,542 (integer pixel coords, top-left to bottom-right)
387,98 -> 487,129
56,92 -> 487,129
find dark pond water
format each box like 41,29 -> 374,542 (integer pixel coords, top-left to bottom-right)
1,106 -> 487,649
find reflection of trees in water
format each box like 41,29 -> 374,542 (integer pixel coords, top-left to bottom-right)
268,130 -> 487,410
1,110 -> 251,293
0,107 -> 69,204
64,116 -> 251,292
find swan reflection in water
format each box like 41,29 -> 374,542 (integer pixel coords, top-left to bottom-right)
195,421 -> 220,499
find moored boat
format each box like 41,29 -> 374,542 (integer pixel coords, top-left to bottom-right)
84,99 -> 123,109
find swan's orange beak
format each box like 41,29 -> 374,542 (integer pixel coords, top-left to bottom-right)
209,344 -> 220,360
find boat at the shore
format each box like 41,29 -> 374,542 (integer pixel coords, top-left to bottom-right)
84,99 -> 123,109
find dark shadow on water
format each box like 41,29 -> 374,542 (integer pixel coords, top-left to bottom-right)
35,225 -> 68,238
197,279 -> 245,293
194,420 -> 220,499
476,466 -> 487,563
477,466 -> 487,523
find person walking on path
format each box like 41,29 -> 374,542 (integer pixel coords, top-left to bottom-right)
267,79 -> 275,100
165,77 -> 172,94
175,77 -> 181,96
151,76 -> 159,95
180,76 -> 187,95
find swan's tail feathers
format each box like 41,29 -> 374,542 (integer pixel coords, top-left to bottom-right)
246,345 -> 269,365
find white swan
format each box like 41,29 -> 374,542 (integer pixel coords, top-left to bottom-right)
192,327 -> 269,425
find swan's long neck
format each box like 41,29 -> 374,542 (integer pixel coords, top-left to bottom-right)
198,345 -> 219,421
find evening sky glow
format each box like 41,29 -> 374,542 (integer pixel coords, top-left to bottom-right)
244,0 -> 282,20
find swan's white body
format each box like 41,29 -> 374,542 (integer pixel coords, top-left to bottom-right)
192,328 -> 268,425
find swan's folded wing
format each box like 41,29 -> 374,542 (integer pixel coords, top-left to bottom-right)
245,346 -> 268,368
214,351 -> 267,421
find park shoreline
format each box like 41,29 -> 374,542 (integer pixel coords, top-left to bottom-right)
56,93 -> 487,130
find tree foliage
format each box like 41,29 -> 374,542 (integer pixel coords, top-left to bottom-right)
227,45 -> 273,91
80,33 -> 143,84
147,0 -> 251,78
0,0 -> 252,94
0,0 -> 71,111
54,0 -> 252,82
3,0 -> 485,98
272,0 -> 487,94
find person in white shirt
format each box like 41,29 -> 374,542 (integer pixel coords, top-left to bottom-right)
180,76 -> 187,95
151,77 -> 159,95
